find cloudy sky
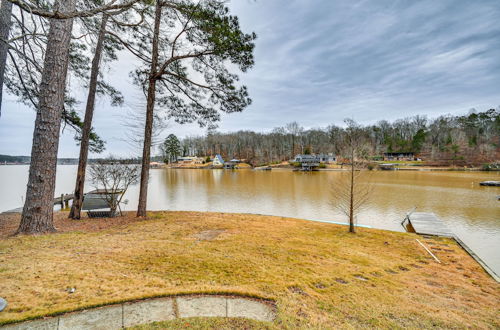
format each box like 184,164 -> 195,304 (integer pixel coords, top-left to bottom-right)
1,0 -> 499,157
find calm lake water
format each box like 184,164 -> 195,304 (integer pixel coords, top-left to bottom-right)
1,165 -> 499,274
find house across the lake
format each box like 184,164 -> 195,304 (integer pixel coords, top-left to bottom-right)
212,154 -> 225,166
177,156 -> 204,164
383,152 -> 415,161
149,161 -> 163,168
223,158 -> 241,169
293,154 -> 336,163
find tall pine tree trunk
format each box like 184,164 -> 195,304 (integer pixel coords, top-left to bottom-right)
69,14 -> 109,219
17,0 -> 76,234
0,0 -> 12,116
137,2 -> 162,217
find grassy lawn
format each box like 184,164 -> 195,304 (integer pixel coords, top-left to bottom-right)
0,211 -> 498,328
131,317 -> 272,329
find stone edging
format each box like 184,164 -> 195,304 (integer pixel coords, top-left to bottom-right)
1,295 -> 276,329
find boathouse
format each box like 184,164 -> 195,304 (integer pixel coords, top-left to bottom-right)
293,154 -> 336,163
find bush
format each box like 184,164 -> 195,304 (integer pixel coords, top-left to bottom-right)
367,163 -> 375,171
318,163 -> 326,168
291,162 -> 301,167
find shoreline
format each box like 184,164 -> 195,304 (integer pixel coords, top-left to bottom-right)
164,165 -> 498,172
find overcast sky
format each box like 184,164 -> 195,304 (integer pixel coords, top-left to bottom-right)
1,0 -> 499,158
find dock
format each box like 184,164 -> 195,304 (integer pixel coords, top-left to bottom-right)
401,212 -> 454,237
402,210 -> 499,282
479,181 -> 500,187
2,193 -> 74,214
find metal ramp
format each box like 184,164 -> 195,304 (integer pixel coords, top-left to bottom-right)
402,212 -> 454,237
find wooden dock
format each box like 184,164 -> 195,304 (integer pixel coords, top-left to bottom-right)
402,212 -> 454,237
2,193 -> 74,214
479,181 -> 500,187
402,210 -> 499,282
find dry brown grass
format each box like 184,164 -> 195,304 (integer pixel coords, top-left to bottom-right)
131,317 -> 272,329
0,211 -> 498,328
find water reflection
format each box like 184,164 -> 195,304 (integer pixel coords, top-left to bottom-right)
0,166 -> 498,274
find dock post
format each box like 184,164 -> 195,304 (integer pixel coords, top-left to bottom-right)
60,194 -> 64,208
64,194 -> 70,209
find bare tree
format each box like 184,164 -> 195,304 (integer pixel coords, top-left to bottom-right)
331,119 -> 372,233
88,158 -> 139,217
285,121 -> 303,159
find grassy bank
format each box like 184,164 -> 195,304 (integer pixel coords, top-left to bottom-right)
0,211 -> 498,328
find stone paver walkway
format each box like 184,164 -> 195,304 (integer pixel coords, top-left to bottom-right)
1,295 -> 276,329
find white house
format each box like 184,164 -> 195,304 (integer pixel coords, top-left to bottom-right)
212,154 -> 225,166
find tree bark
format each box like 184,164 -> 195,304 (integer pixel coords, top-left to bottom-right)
137,1 -> 162,217
0,0 -> 12,117
69,14 -> 109,220
17,0 -> 76,234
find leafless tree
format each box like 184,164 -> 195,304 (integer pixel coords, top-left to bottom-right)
331,119 -> 373,233
88,158 -> 140,217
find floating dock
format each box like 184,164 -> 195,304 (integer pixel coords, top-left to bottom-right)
402,210 -> 499,282
402,212 -> 454,237
2,193 -> 74,214
479,181 -> 500,187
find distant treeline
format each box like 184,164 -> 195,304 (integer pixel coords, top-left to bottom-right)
0,156 -> 148,165
0,155 -> 31,163
179,108 -> 500,166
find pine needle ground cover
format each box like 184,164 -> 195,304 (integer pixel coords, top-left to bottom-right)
0,211 -> 498,328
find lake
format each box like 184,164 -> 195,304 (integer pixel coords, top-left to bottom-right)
1,165 -> 499,274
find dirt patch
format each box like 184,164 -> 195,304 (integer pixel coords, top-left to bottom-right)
335,278 -> 348,284
191,229 -> 226,241
288,286 -> 308,296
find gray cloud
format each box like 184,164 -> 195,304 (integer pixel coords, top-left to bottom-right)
1,0 -> 499,157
